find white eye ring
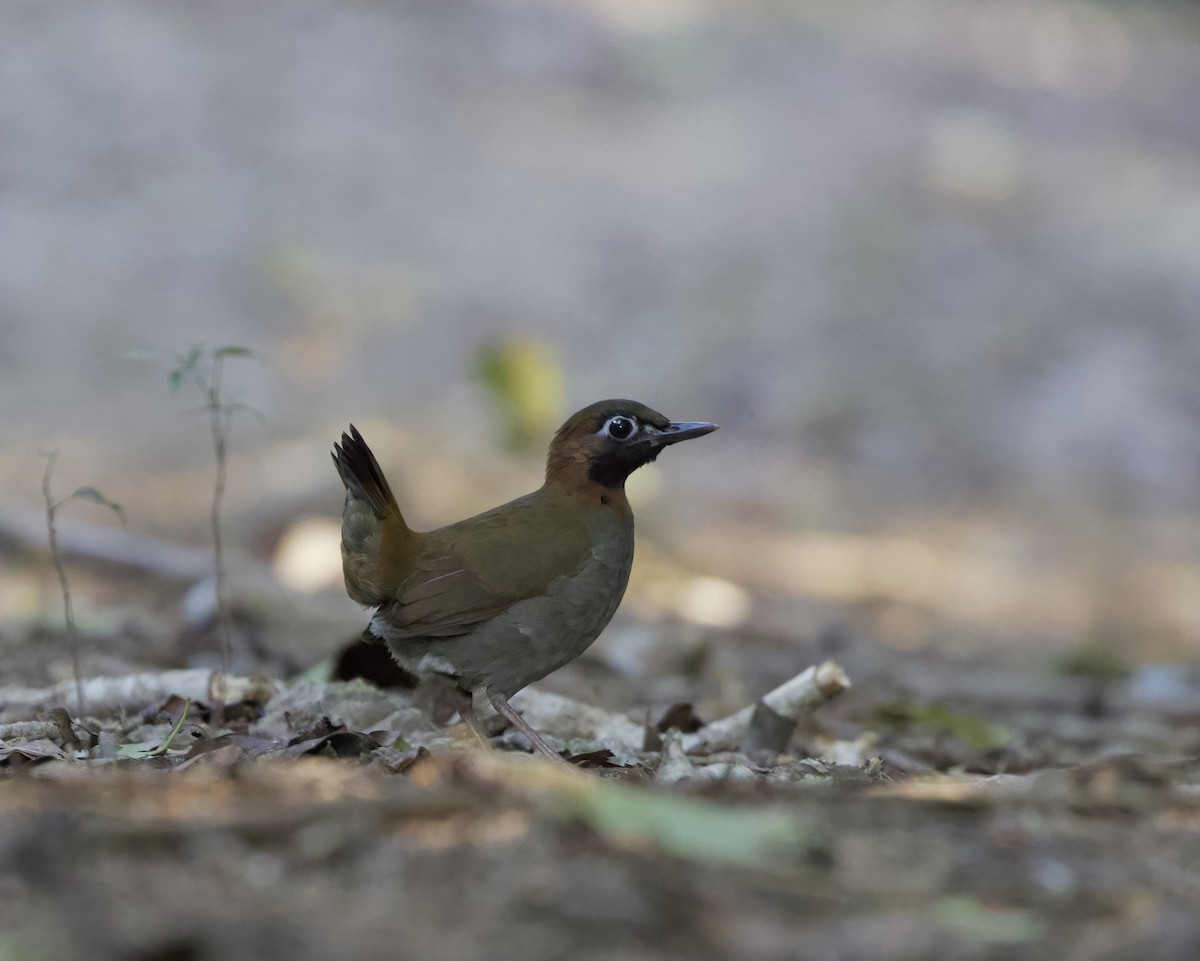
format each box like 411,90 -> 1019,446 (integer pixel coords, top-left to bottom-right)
602,415 -> 638,441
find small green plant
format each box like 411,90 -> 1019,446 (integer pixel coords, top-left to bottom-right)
1053,641 -> 1129,682
169,345 -> 261,672
474,337 -> 564,453
872,699 -> 1010,752
117,698 -> 193,758
41,451 -> 124,716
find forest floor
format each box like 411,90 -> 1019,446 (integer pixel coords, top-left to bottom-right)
2,542 -> 1199,961
5,1 -> 1200,958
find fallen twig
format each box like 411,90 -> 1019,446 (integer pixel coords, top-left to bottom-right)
681,660 -> 850,755
0,670 -> 280,724
656,729 -> 696,783
0,720 -> 63,742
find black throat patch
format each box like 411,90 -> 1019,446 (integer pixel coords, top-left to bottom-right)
587,445 -> 660,489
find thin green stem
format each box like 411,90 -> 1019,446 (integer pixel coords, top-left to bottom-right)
42,453 -> 85,716
208,358 -> 233,673
148,698 -> 192,755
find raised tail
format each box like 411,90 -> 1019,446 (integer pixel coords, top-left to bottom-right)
332,425 -> 401,520
331,425 -> 411,605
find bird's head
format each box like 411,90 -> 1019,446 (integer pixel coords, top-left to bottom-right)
545,399 -> 717,491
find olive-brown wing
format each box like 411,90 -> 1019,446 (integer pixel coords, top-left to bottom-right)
380,494 -> 595,640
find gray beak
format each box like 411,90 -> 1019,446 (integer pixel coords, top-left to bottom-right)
647,421 -> 719,448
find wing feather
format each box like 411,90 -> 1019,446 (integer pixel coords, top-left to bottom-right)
380,493 -> 594,641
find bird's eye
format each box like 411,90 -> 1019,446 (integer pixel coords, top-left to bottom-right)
604,415 -> 636,441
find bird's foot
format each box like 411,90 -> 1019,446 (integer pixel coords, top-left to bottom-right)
488,692 -> 564,762
456,693 -> 495,752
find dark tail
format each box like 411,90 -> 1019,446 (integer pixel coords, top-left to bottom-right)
332,425 -> 403,522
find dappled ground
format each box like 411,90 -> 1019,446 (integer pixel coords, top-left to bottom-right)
3,429 -> 1200,959
4,0 -> 1200,957
3,544 -> 1200,960
6,748 -> 1200,961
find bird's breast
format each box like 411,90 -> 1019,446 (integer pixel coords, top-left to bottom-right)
476,511 -> 633,695
390,510 -> 634,698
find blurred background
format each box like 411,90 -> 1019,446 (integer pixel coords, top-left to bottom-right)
3,0 -> 1200,691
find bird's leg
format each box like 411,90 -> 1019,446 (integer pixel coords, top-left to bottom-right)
456,691 -> 494,751
488,692 -> 563,762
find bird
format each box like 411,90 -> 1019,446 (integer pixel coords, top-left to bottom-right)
331,399 -> 717,759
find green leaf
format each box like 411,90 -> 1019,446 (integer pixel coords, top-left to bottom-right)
474,338 -> 564,453
934,896 -> 1045,945
291,660 -> 333,684
118,698 -> 192,758
223,401 -> 266,424
168,345 -> 204,392
570,782 -> 809,870
69,486 -> 126,522
873,700 -> 1010,752
1053,643 -> 1128,681
0,932 -> 53,961
214,345 -> 259,360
